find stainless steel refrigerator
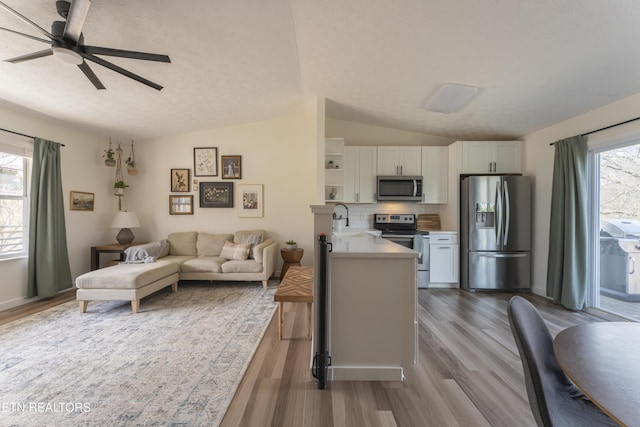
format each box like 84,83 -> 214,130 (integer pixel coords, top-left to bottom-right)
460,175 -> 531,291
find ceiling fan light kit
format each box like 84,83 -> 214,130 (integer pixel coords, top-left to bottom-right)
0,0 -> 171,90
424,83 -> 479,113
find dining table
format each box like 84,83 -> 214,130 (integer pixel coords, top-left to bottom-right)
553,322 -> 640,427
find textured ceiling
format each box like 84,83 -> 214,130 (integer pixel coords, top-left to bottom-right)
0,0 -> 640,141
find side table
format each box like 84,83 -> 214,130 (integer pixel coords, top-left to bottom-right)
280,248 -> 304,281
91,242 -> 146,270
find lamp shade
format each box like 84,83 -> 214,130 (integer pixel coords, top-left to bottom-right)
110,211 -> 141,229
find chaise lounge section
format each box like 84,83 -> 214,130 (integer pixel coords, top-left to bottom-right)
76,260 -> 180,314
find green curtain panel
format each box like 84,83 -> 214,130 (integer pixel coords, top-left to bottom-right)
27,138 -> 73,298
546,135 -> 588,310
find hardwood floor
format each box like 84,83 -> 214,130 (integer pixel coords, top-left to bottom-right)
0,288 -> 76,326
221,289 -> 600,427
0,287 -> 601,426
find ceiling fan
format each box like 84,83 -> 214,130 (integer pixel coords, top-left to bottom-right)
0,0 -> 171,90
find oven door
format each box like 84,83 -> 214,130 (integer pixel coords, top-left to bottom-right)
382,234 -> 414,249
382,234 -> 429,288
382,233 -> 425,265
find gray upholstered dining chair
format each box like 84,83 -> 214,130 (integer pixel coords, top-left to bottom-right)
507,296 -> 618,427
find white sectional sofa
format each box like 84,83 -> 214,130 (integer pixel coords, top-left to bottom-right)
76,229 -> 279,313
162,229 -> 278,288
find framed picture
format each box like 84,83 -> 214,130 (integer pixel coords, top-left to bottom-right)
70,191 -> 94,211
221,155 -> 242,179
171,168 -> 190,192
193,147 -> 218,176
199,182 -> 233,208
238,184 -> 263,217
169,195 -> 194,215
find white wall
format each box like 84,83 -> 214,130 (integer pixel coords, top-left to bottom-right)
524,93 -> 640,296
133,110 -> 319,272
0,105 -> 115,309
326,118 -> 454,146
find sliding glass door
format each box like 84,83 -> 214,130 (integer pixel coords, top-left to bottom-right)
589,142 -> 640,320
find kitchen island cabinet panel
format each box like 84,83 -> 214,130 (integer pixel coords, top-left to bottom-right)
328,241 -> 417,381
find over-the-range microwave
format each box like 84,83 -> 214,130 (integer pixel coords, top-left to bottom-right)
376,175 -> 422,201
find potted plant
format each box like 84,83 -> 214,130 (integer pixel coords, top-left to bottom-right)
285,240 -> 297,250
103,147 -> 116,167
114,180 -> 129,196
125,156 -> 138,175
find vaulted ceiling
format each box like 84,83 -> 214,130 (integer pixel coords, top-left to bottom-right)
0,0 -> 639,141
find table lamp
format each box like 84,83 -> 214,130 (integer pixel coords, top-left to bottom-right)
111,211 -> 141,244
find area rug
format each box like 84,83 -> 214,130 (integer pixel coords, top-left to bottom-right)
0,281 -> 277,426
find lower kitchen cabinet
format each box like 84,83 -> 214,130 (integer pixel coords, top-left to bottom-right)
429,232 -> 459,284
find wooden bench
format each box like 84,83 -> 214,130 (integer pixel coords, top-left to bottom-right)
274,266 -> 313,339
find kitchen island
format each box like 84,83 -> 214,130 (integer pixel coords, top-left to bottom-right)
327,231 -> 418,381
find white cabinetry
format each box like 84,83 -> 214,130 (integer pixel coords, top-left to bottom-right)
461,141 -> 522,174
429,232 -> 458,285
377,146 -> 422,176
421,146 -> 448,204
325,138 -> 345,202
344,146 -> 377,203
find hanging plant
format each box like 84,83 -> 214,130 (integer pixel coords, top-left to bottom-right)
103,138 -> 116,167
113,180 -> 129,196
126,140 -> 138,175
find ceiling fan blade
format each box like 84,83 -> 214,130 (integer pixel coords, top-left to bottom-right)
78,61 -> 105,89
63,0 -> 91,44
83,46 -> 170,63
0,1 -> 53,40
84,53 -> 163,90
5,49 -> 52,63
0,26 -> 50,44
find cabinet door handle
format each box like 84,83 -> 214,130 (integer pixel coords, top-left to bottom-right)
488,162 -> 492,172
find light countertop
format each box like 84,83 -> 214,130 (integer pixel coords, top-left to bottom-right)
330,231 -> 418,259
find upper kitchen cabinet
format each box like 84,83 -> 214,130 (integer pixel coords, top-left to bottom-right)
325,138 -> 345,202
421,146 -> 448,203
460,141 -> 522,174
344,146 -> 377,203
377,146 -> 422,176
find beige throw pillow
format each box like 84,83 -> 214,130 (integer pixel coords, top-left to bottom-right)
220,241 -> 251,260
239,233 -> 263,259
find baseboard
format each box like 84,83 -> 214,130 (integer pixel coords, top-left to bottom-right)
0,296 -> 29,312
0,288 -> 76,313
328,365 -> 405,381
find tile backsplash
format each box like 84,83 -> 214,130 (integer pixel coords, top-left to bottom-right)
332,202 -> 441,229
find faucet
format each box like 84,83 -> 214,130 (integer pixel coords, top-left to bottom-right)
333,203 -> 349,227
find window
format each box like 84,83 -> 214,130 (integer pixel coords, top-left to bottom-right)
0,151 -> 28,259
586,133 -> 640,320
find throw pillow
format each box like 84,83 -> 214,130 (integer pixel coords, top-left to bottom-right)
220,241 -> 251,260
240,233 -> 263,259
